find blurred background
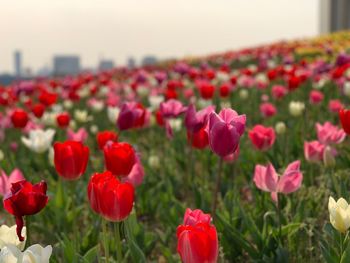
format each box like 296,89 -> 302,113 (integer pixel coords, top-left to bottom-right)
0,0 -> 349,83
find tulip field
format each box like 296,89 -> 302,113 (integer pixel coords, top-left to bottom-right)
2,31 -> 350,262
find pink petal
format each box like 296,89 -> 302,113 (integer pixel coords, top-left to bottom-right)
277,171 -> 303,194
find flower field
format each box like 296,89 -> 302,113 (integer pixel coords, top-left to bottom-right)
1,31 -> 350,262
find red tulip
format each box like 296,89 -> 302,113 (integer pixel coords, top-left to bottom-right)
249,125 -> 276,151
31,103 -> 45,118
187,128 -> 209,149
87,171 -> 134,221
39,90 -> 58,106
56,113 -> 70,128
340,109 -> 350,135
103,142 -> 136,176
11,109 -> 29,128
219,83 -> 230,98
96,131 -> 118,150
177,209 -> 218,263
198,81 -> 215,100
54,141 -> 89,180
3,180 -> 48,241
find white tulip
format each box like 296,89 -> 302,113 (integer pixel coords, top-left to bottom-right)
63,100 -> 73,110
275,122 -> 286,135
21,129 -> 55,153
41,112 -> 57,126
289,101 -> 305,117
74,110 -> 91,123
91,101 -> 104,112
107,107 -> 120,124
48,147 -> 54,167
0,150 -> 4,161
344,82 -> 350,97
148,96 -> 164,110
329,197 -> 350,233
0,225 -> 26,250
216,72 -> 229,82
77,86 -> 90,98
136,86 -> 149,98
196,99 -> 212,109
0,244 -> 52,263
168,119 -> 182,132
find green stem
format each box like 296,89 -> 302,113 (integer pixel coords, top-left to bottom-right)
276,195 -> 283,246
102,220 -> 110,263
115,222 -> 123,263
211,158 -> 224,216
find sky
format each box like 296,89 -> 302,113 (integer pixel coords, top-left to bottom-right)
0,0 -> 319,74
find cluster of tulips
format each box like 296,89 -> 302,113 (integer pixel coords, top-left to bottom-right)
0,31 -> 350,262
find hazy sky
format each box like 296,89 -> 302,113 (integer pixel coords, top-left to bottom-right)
0,0 -> 319,74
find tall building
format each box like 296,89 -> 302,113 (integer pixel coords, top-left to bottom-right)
141,55 -> 157,66
14,50 -> 22,77
53,55 -> 80,76
98,60 -> 115,71
127,57 -> 136,69
320,0 -> 350,33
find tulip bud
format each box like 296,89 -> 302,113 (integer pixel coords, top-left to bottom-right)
275,122 -> 286,135
344,82 -> 350,97
0,150 -> 4,161
148,155 -> 160,169
107,107 -> 120,124
239,89 -> 249,100
90,125 -> 98,134
63,100 -> 73,109
323,146 -> 336,167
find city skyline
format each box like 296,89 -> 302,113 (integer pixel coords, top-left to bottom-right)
0,0 -> 319,74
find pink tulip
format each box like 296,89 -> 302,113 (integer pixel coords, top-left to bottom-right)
208,108 -> 246,157
271,85 -> 288,100
159,99 -> 187,118
309,90 -> 324,105
122,155 -> 144,187
183,208 -> 212,226
223,146 -> 240,163
304,141 -> 325,163
159,99 -> 187,139
316,122 -> 345,145
67,128 -> 88,143
253,161 -> 303,202
0,169 -> 25,196
185,104 -> 215,133
328,99 -> 343,113
248,125 -> 276,151
260,103 -> 277,118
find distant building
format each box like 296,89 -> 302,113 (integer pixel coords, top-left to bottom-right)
53,55 -> 80,76
127,57 -> 136,69
98,60 -> 115,71
0,74 -> 16,86
141,55 -> 157,66
14,50 -> 22,77
320,0 -> 350,33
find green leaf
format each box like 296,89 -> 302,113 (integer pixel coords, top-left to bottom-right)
82,245 -> 99,263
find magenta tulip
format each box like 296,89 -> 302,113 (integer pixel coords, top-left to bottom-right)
208,108 -> 246,157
